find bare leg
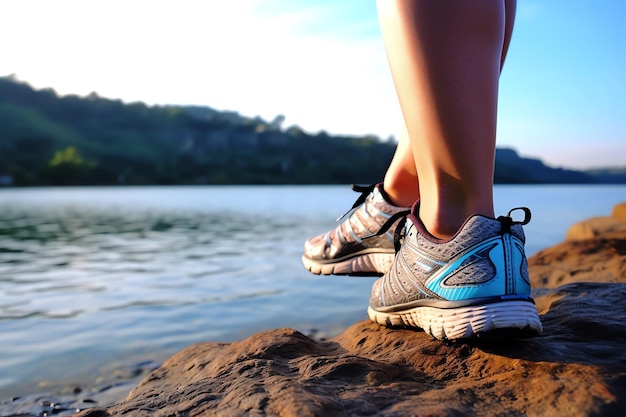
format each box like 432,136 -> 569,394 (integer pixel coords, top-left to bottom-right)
382,0 -> 516,222
378,0 -> 508,238
382,125 -> 419,207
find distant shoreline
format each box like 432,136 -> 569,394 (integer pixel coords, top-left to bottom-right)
2,76 -> 625,187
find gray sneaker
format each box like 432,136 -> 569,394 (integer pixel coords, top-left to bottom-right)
368,205 -> 543,340
302,184 -> 410,276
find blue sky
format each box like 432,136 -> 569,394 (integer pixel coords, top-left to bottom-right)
1,0 -> 624,169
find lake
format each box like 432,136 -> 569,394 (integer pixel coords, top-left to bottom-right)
0,184 -> 624,403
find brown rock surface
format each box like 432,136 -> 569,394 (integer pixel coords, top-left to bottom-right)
78,204 -> 626,417
531,202 -> 626,287
564,203 -> 626,241
612,202 -> 626,221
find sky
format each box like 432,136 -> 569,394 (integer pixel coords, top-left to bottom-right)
1,0 -> 624,169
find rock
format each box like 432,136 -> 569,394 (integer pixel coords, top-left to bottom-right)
565,202 -> 626,241
532,202 -> 626,288
613,202 -> 626,221
77,204 -> 626,417
528,238 -> 626,287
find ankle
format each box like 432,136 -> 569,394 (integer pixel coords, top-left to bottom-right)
419,213 -> 463,240
418,203 -> 494,240
381,180 -> 419,207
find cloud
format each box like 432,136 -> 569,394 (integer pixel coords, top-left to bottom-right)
0,0 -> 400,137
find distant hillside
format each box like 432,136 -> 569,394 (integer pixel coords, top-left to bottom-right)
494,148 -> 596,184
0,76 -> 623,186
584,167 -> 626,184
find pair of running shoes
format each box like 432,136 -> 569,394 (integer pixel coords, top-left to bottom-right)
302,183 -> 543,341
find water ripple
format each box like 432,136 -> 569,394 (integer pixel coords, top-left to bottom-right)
0,192 -> 324,349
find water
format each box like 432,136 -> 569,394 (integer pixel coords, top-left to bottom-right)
0,184 -> 624,402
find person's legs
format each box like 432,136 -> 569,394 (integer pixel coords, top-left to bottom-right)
368,0 -> 542,340
301,0 -> 519,277
381,0 -> 517,231
378,0 -> 504,238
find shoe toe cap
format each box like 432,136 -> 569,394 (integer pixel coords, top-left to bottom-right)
303,233 -> 328,260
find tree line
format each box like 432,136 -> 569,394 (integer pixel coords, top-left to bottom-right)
1,75 -> 621,186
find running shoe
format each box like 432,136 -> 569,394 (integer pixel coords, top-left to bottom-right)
302,183 -> 411,276
368,204 -> 543,340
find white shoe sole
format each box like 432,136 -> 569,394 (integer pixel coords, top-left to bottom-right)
368,300 -> 543,340
302,252 -> 394,276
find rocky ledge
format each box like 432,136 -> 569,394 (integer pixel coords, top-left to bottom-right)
77,204 -> 626,417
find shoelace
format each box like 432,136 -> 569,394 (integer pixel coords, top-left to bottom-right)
364,209 -> 411,252
497,207 -> 532,234
336,184 -> 378,222
335,183 -> 411,251
368,206 -> 531,250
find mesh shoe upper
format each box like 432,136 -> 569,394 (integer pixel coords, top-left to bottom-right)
370,208 -> 532,311
303,184 -> 410,262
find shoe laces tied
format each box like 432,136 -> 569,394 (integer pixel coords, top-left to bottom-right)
497,207 -> 532,234
336,184 -> 378,222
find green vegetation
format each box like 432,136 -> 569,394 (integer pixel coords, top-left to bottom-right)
0,75 -> 620,186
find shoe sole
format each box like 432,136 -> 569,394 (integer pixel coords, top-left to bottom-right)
367,300 -> 543,340
301,252 -> 394,276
